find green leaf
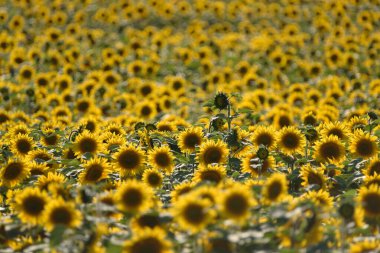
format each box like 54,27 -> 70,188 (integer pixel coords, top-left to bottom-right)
49,225 -> 66,247
106,244 -> 123,253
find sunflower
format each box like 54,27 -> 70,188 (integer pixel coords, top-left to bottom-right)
301,190 -> 333,209
357,184 -> 380,219
96,191 -> 121,220
319,121 -> 350,140
172,194 -> 215,233
349,130 -> 378,159
262,173 -> 289,204
193,164 -> 226,185
219,183 -> 256,224
0,159 -> 29,187
137,101 -> 157,120
241,151 -> 276,178
300,165 -> 326,190
36,172 -> 66,191
113,145 -> 145,177
171,182 -> 193,202
73,130 -> 103,156
12,188 -> 49,225
198,139 -> 228,165
123,228 -> 172,253
148,146 -> 175,174
177,127 -> 204,154
42,198 -> 82,231
313,135 -> 346,164
130,213 -> 163,233
10,134 -> 35,156
276,126 -> 306,156
28,162 -> 48,176
363,158 -> 380,176
142,168 -> 163,188
364,174 -> 380,188
115,180 -> 153,213
250,125 -> 276,150
78,157 -> 110,185
349,240 -> 380,253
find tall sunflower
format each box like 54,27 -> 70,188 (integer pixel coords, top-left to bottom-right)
42,198 -> 82,231
148,145 -> 175,174
198,139 -> 228,165
276,126 -> 306,156
349,130 -> 378,159
113,145 -> 145,177
313,135 -> 346,164
12,187 -> 49,225
115,180 -> 153,213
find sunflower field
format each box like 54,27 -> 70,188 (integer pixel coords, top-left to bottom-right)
0,0 -> 380,252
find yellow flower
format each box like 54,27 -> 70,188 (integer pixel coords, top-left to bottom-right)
0,159 -> 29,187
78,157 -> 110,184
262,173 -> 289,205
349,130 -> 378,159
148,145 -> 175,174
115,180 -> 153,213
12,187 -> 49,225
313,135 -> 346,165
113,145 -> 145,177
219,183 -> 256,224
43,198 -> 82,231
276,126 -> 305,156
172,194 -> 215,233
198,139 -> 228,165
123,228 -> 172,253
177,127 -> 204,154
